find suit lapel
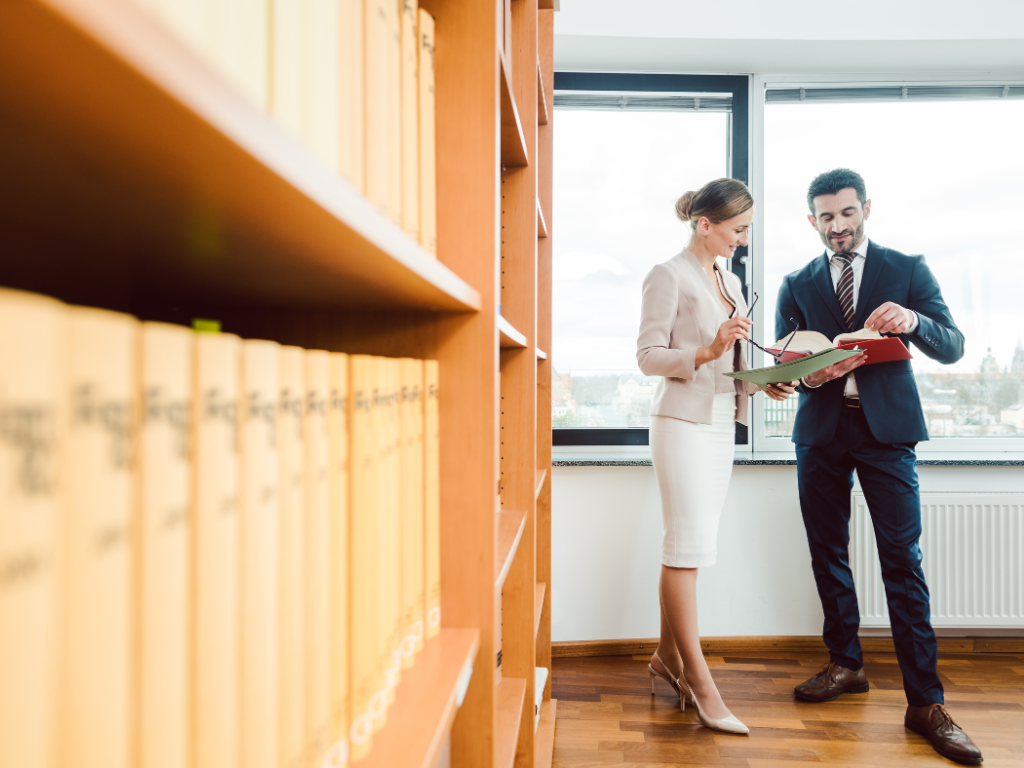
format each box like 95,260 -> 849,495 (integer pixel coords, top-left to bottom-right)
812,252 -> 847,330
852,241 -> 885,330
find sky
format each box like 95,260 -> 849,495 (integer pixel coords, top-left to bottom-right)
553,99 -> 1024,376
552,108 -> 727,372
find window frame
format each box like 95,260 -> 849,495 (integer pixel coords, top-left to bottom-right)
749,72 -> 1024,454
551,72 -> 751,447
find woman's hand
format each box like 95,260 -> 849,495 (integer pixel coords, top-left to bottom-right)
760,380 -> 798,401
695,317 -> 751,367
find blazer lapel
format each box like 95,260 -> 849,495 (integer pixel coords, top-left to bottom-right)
852,241 -> 885,330
679,250 -> 718,339
812,252 -> 847,330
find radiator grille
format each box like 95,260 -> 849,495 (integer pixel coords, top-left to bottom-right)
850,492 -> 1024,627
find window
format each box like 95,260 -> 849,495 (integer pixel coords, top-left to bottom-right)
552,73 -> 749,445
755,82 -> 1024,449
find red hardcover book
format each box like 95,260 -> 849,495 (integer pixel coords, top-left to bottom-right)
767,330 -> 912,366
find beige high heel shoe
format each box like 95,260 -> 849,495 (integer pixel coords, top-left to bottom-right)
647,652 -> 684,709
681,677 -> 749,735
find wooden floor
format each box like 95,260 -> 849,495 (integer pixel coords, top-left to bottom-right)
551,650 -> 1024,767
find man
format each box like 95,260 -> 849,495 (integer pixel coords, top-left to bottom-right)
775,169 -> 981,765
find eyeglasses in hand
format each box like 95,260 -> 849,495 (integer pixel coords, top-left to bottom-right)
732,295 -> 801,361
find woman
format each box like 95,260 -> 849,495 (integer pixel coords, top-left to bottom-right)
636,178 -> 796,735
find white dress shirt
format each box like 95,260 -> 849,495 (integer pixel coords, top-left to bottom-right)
806,237 -> 918,397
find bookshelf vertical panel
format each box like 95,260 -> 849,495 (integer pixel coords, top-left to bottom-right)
503,2 -> 540,766
422,0 -> 502,766
534,8 -> 555,704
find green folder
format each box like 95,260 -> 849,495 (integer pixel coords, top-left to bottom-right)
724,347 -> 863,387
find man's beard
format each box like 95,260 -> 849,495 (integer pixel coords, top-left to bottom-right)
820,219 -> 865,253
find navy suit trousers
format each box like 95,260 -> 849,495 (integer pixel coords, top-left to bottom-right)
795,406 -> 944,707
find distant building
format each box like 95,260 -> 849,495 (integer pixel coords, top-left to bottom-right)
1000,403 -> 1024,431
552,369 -> 575,418
613,373 -> 657,409
1011,340 -> 1024,375
980,347 -> 1001,376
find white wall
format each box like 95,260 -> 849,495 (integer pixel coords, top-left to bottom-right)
554,0 -> 1024,40
551,464 -> 1024,642
552,0 -> 1024,74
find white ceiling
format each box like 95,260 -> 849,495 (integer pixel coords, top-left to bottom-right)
553,0 -> 1024,74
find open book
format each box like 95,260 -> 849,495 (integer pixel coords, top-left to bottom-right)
768,327 -> 912,365
724,347 -> 862,387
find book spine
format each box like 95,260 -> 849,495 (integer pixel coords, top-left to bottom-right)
269,0 -> 304,139
326,353 -> 350,768
207,0 -> 270,110
363,0 -> 391,215
0,289 -> 65,768
136,323 -> 192,768
148,0 -> 209,63
399,359 -> 425,665
278,346 -> 306,768
400,0 -> 419,240
424,360 -> 440,638
239,340 -> 281,768
339,0 -> 365,191
304,351 -> 331,768
417,9 -> 437,256
303,0 -> 340,169
192,332 -> 242,768
381,358 -> 402,704
60,307 -> 138,768
386,0 -> 403,225
347,355 -> 381,760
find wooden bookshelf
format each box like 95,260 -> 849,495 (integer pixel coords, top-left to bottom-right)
0,0 -> 554,767
499,316 -> 529,348
496,509 -> 527,589
534,700 -> 558,768
495,677 -> 528,768
536,7 -> 556,722
495,2 -> 556,767
0,0 -> 479,315
359,629 -> 480,768
534,583 -> 546,638
537,63 -> 550,126
499,50 -> 529,168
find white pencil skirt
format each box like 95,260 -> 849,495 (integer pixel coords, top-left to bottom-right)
650,392 -> 737,568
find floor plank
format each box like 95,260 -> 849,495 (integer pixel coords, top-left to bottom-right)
552,649 -> 1024,767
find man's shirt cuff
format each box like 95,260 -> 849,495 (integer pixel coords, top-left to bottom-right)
904,310 -> 920,334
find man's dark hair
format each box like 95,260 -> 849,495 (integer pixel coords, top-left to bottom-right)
807,168 -> 867,214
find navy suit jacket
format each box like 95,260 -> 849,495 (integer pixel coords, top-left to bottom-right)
775,242 -> 964,446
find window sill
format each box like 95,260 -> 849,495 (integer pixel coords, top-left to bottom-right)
552,450 -> 1024,467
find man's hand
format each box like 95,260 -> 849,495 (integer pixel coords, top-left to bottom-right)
761,380 -> 798,401
802,353 -> 867,388
865,301 -> 915,335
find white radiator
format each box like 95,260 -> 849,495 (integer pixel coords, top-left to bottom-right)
850,492 -> 1024,628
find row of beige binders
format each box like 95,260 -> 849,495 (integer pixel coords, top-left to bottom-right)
131,0 -> 438,254
0,287 -> 440,768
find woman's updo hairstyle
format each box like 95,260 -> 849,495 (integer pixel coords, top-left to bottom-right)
675,178 -> 753,227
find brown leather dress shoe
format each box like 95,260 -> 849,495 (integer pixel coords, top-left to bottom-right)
793,661 -> 869,702
905,703 -> 983,764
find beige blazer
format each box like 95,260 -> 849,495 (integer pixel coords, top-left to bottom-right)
636,249 -> 758,426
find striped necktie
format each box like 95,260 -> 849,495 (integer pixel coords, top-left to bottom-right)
834,253 -> 855,330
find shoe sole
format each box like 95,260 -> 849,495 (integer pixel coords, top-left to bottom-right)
793,682 -> 870,703
904,718 -> 983,765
